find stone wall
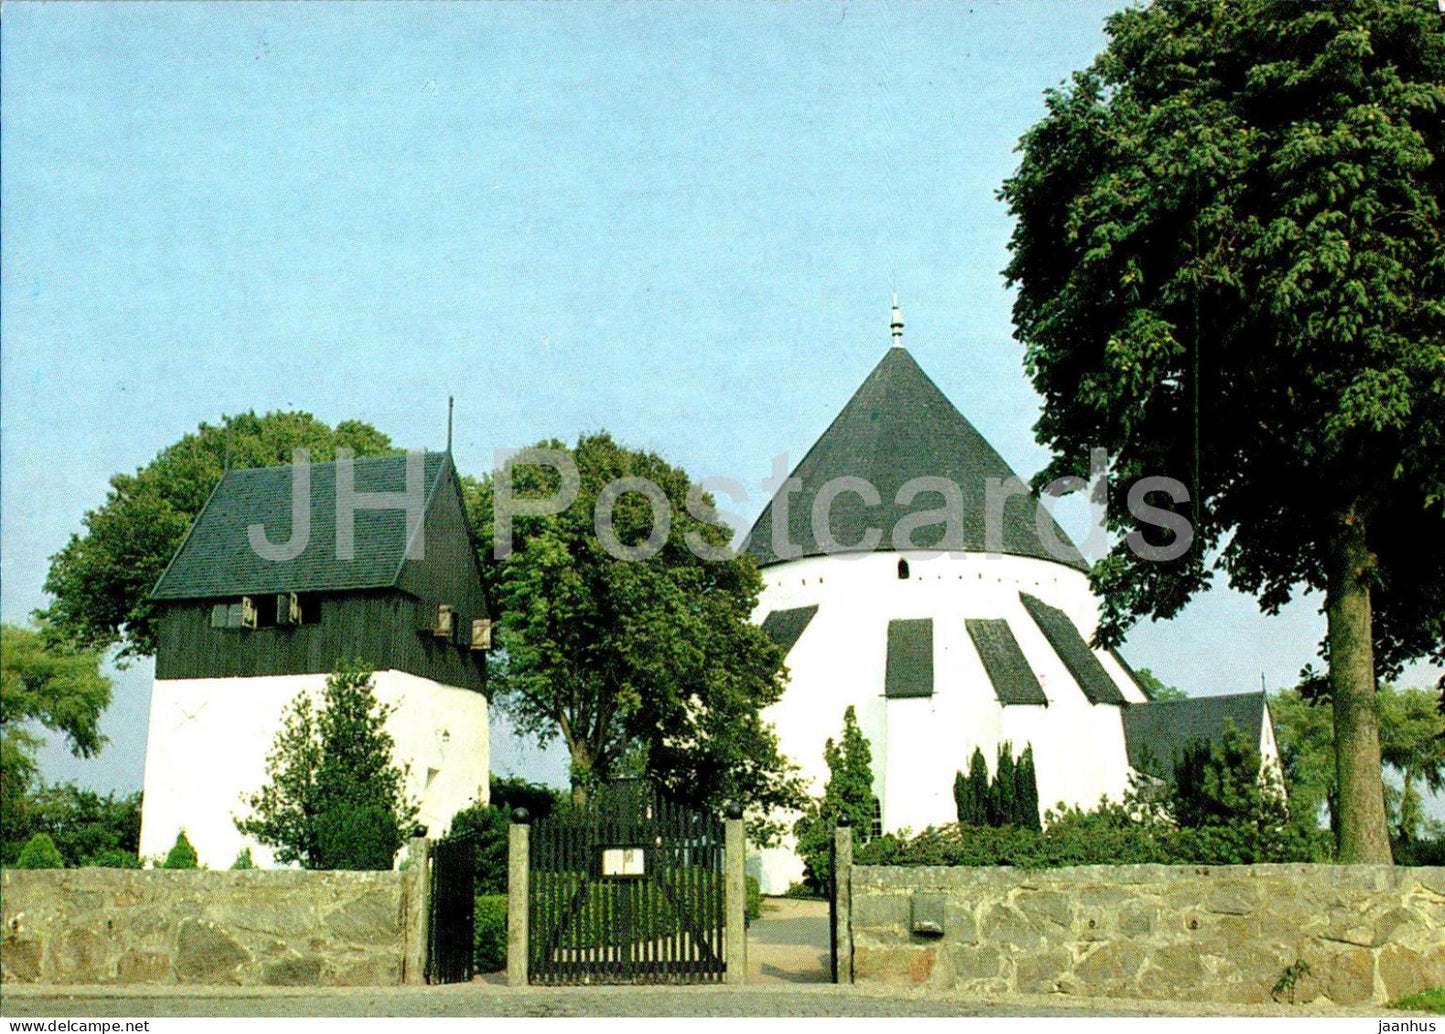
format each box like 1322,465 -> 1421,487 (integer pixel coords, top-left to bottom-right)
849,864 -> 1445,1005
2,867 -> 424,986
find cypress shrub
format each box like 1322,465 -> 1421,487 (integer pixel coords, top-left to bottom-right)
1015,745 -> 1041,831
992,743 -> 1017,828
952,770 -> 970,824
162,830 -> 199,869
16,832 -> 64,869
966,748 -> 990,825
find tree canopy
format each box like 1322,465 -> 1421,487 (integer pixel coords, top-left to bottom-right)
235,662 -> 417,869
1,622 -> 113,841
1,781 -> 141,869
1272,682 -> 1445,850
1001,0 -> 1445,861
469,432 -> 802,825
41,411 -> 395,662
1132,668 -> 1188,702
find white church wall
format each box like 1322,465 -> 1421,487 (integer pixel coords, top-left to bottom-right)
139,671 -> 488,869
751,549 -> 1142,894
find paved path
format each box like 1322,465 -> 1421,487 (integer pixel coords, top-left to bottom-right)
747,897 -> 831,984
0,983 -> 1403,1018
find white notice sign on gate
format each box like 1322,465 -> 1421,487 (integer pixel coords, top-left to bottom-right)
601,847 -> 646,877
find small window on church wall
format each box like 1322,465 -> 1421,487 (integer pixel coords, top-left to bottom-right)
897,559 -> 910,580
870,797 -> 883,840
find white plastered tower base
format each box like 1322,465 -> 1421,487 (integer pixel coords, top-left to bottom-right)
139,669 -> 489,869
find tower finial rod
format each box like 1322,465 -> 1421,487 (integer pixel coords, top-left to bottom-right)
446,396 -> 454,453
890,294 -> 904,348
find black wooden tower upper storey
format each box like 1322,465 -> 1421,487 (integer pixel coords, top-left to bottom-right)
150,451 -> 488,692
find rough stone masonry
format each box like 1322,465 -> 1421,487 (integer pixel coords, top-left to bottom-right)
2,867 -> 424,986
848,864 -> 1445,1005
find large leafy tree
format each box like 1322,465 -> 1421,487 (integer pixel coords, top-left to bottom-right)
1,623 -> 112,849
469,432 -> 801,824
41,412 -> 394,662
235,662 -> 417,869
1001,0 -> 1445,861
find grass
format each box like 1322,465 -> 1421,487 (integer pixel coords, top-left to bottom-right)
1391,989 -> 1445,1014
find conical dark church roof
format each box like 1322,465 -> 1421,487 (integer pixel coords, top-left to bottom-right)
746,347 -> 1086,570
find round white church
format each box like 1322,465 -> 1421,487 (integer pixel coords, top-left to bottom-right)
746,306 -> 1277,894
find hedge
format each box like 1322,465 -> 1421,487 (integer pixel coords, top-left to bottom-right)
474,894 -> 508,973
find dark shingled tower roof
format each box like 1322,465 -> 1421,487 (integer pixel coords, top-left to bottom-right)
745,347 -> 1085,570
152,452 -> 454,600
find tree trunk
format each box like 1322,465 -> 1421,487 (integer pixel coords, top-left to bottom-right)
1326,514 -> 1393,864
569,741 -> 593,807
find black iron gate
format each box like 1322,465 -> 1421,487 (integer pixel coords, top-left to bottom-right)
427,835 -> 475,984
528,790 -> 726,984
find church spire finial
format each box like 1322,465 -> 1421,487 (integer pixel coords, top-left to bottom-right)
890,294 -> 904,348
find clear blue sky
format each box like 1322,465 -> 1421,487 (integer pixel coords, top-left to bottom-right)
4,1 -> 1440,796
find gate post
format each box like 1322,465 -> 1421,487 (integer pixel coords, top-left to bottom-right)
403,836 -> 431,986
834,817 -> 853,985
724,802 -> 748,984
507,808 -> 530,988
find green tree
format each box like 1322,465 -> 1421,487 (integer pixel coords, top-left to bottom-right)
444,802 -> 511,895
1015,745 -> 1041,831
469,433 -> 801,824
1001,0 -> 1445,862
992,742 -> 1018,828
487,775 -> 563,822
966,748 -> 990,824
793,706 -> 874,891
16,832 -> 64,869
162,829 -> 199,869
1272,682 -> 1445,851
235,662 -> 417,869
1133,668 -> 1189,703
1379,686 -> 1445,847
1,623 -> 113,855
1267,687 -> 1339,847
952,770 -> 975,826
86,848 -> 142,869
953,743 -> 1042,830
40,412 -> 394,662
315,806 -> 402,871
2,783 -> 142,868
1169,723 -> 1305,864
442,778 -> 565,896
